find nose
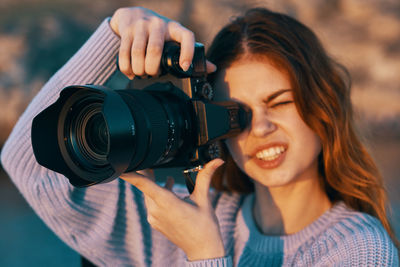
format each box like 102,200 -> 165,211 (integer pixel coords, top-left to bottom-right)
250,109 -> 276,137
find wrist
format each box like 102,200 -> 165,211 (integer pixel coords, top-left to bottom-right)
109,13 -> 119,36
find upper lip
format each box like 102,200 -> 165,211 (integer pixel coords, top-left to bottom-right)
248,142 -> 288,157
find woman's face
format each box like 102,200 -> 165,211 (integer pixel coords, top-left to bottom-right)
214,58 -> 322,188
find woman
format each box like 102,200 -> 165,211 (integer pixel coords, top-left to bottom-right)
1,6 -> 398,266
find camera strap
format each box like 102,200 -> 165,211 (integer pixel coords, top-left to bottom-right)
182,165 -> 203,194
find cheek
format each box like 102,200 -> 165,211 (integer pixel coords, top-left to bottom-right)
311,134 -> 322,159
286,106 -> 318,142
290,117 -> 322,161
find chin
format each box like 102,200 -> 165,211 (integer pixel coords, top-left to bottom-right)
244,164 -> 295,188
253,175 -> 294,188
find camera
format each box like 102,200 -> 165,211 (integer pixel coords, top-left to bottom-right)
31,42 -> 251,190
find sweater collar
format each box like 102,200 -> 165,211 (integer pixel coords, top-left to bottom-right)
237,193 -> 350,254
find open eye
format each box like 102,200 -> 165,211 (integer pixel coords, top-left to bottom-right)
269,100 -> 293,109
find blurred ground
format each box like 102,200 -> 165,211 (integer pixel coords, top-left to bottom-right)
0,167 -> 80,266
0,0 -> 399,265
1,137 -> 399,266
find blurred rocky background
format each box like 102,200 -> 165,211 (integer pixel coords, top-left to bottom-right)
0,0 -> 399,265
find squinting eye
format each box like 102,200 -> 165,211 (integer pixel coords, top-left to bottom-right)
269,101 -> 294,109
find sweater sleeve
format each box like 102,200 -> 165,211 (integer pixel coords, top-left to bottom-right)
334,225 -> 399,267
0,19 -> 155,266
186,256 -> 233,267
316,214 -> 399,267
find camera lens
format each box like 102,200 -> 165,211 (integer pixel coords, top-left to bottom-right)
49,85 -> 195,186
85,110 -> 109,156
69,101 -> 109,167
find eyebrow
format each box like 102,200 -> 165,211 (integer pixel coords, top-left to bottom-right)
263,89 -> 293,104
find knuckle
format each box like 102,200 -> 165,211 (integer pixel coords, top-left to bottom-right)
183,30 -> 195,40
150,16 -> 164,27
168,20 -> 182,29
146,45 -> 163,56
132,66 -> 145,76
145,66 -> 158,76
119,64 -> 130,74
118,59 -> 130,74
114,7 -> 126,16
119,45 -> 130,55
116,7 -> 135,19
136,18 -> 149,28
167,21 -> 182,33
132,6 -> 146,16
120,27 -> 133,38
131,46 -> 145,57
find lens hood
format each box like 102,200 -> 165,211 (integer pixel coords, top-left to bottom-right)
32,85 -> 136,187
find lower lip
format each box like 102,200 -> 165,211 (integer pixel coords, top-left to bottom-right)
252,150 -> 286,169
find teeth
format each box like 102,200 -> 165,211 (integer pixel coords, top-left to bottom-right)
256,146 -> 285,161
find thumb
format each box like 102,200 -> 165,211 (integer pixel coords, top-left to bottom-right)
192,158 -> 224,206
206,60 -> 217,74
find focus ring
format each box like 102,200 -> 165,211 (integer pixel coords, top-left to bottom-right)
118,90 -> 169,170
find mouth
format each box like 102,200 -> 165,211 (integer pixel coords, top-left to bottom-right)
250,143 -> 287,169
255,145 -> 286,161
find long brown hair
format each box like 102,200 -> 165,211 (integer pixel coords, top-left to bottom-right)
206,7 -> 398,246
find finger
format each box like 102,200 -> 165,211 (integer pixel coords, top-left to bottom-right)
119,32 -> 134,79
145,19 -> 166,76
131,20 -> 149,76
142,194 -> 159,226
192,159 -> 225,206
178,30 -> 195,71
182,195 -> 196,206
109,12 -> 121,37
166,22 -> 195,71
164,176 -> 175,190
137,169 -> 155,181
120,172 -> 167,201
206,60 -> 217,74
143,193 -> 156,211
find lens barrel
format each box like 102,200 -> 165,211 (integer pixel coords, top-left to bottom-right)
32,84 -> 195,186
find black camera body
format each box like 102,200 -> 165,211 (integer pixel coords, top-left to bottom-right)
32,42 -> 250,188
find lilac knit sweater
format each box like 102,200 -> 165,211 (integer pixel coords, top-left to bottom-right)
1,19 -> 398,267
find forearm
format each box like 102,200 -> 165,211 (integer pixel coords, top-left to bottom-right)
0,18 -> 132,264
1,18 -> 120,183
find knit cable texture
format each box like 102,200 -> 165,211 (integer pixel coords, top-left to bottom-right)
1,18 -> 398,267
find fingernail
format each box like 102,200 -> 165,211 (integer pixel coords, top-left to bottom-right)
216,158 -> 225,166
207,61 -> 217,73
181,61 -> 190,71
210,158 -> 225,168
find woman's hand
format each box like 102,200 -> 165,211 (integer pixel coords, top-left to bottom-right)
110,7 -> 216,79
120,159 -> 225,261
